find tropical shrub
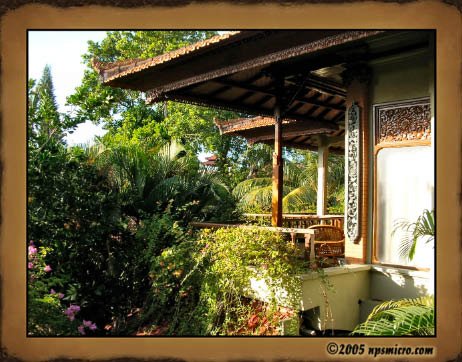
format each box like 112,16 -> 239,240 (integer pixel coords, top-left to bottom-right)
28,142 -> 149,332
27,241 -> 98,336
139,236 -> 205,335
194,227 -> 307,335
352,296 -> 434,336
133,227 -> 309,336
93,142 -> 237,223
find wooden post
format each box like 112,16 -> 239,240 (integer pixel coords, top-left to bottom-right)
316,137 -> 329,217
271,103 -> 283,227
342,62 -> 372,264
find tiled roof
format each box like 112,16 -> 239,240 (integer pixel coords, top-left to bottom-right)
92,32 -> 241,83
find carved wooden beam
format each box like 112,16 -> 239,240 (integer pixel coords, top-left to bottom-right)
247,126 -> 336,143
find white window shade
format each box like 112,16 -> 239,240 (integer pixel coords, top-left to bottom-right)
376,146 -> 434,268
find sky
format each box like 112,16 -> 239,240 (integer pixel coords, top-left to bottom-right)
28,31 -> 109,146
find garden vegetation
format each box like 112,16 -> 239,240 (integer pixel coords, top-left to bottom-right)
27,31 -> 344,336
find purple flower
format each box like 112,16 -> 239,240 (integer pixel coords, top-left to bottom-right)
29,240 -> 34,245
28,245 -> 37,255
27,262 -> 34,270
83,320 -> 98,331
77,325 -> 86,335
69,305 -> 80,312
50,289 -> 56,295
58,293 -> 64,299
64,305 -> 80,321
44,265 -> 52,273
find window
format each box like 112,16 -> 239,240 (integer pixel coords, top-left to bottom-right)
373,98 -> 433,269
375,146 -> 434,268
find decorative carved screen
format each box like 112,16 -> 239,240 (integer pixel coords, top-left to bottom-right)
374,97 -> 431,145
345,102 -> 361,242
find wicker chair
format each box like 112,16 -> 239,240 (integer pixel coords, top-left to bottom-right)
308,225 -> 345,264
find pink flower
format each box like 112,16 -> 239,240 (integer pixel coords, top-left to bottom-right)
44,265 -> 52,273
69,305 -> 80,312
28,245 -> 37,255
58,293 -> 64,299
64,305 -> 80,321
77,325 -> 86,335
50,289 -> 56,295
27,262 -> 34,269
83,320 -> 98,331
29,240 -> 35,245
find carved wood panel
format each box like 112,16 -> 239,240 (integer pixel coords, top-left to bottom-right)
374,98 -> 431,145
346,102 -> 361,242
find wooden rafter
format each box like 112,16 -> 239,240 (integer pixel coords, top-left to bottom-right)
211,78 -> 345,111
166,91 -> 338,124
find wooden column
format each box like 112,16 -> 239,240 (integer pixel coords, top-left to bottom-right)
342,62 -> 372,264
316,136 -> 329,217
271,104 -> 283,227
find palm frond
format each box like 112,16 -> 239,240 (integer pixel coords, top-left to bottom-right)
282,186 -> 316,213
232,178 -> 271,199
392,209 -> 435,261
352,296 -> 434,336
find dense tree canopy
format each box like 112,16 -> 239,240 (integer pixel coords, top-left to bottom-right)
65,31 -> 248,187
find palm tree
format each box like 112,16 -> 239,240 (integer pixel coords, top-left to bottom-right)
233,149 -> 344,214
352,296 -> 434,336
88,141 -> 235,222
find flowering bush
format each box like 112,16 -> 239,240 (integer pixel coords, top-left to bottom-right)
193,227 -> 306,335
27,240 -> 97,336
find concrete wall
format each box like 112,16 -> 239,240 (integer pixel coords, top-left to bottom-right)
299,265 -> 370,331
370,50 -> 430,104
366,48 -> 434,301
248,265 -> 371,332
370,265 -> 434,300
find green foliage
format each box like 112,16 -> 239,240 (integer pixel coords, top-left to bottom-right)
29,65 -> 80,148
393,209 -> 435,261
194,227 -> 306,335
352,296 -> 434,336
233,149 -> 344,214
93,142 -> 237,222
28,142 -> 149,331
65,31 -> 254,191
135,227 -> 308,336
28,243 -> 80,336
140,234 -> 205,335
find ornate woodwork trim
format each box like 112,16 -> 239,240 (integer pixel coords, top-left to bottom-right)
374,97 -> 431,145
345,102 -> 361,242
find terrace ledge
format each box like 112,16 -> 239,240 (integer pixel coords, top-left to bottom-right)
299,264 -> 371,280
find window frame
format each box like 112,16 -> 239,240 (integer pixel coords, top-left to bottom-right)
371,97 -> 432,270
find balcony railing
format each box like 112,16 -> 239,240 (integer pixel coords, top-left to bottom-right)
243,213 -> 344,230
190,221 -> 345,265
